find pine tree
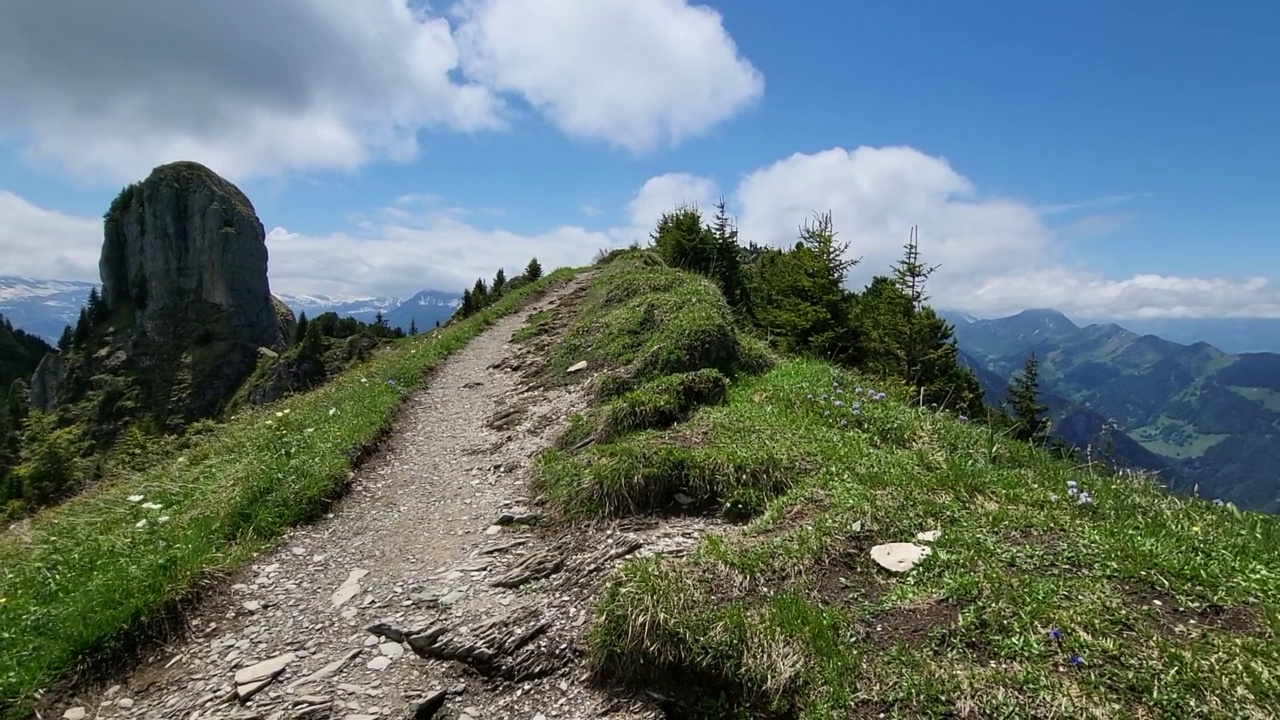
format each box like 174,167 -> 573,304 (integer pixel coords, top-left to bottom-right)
492,268 -> 507,297
57,325 -> 73,352
524,257 -> 543,282
72,308 -> 91,346
1007,352 -> 1050,445
408,318 -> 418,336
709,198 -> 747,310
472,279 -> 489,309
86,288 -> 109,324
890,226 -> 940,387
293,312 -> 309,345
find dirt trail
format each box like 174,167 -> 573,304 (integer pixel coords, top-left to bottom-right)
49,276 -> 707,720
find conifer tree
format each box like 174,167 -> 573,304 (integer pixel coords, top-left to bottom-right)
72,308 -> 91,346
293,311 -> 309,345
492,268 -> 506,297
86,288 -> 109,324
408,318 -> 418,336
57,325 -> 73,353
1007,352 -> 1050,445
709,198 -> 747,310
523,257 -> 543,282
472,278 -> 488,308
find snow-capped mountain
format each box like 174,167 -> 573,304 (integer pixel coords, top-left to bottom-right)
0,276 -> 100,342
278,290 -> 460,333
0,276 -> 463,342
275,293 -> 403,326
385,290 -> 461,333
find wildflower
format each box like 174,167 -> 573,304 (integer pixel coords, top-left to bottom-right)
851,408 -> 861,416
135,519 -> 147,529
141,502 -> 162,510
126,494 -> 144,503
1212,498 -> 1225,507
823,410 -> 831,417
1049,494 -> 1059,503
833,400 -> 844,407
807,393 -> 814,401
958,414 -> 968,421
855,387 -> 863,394
157,516 -> 170,524
839,419 -> 848,427
275,411 -> 284,418
328,407 -> 337,416
1048,628 -> 1062,641
386,379 -> 397,387
1069,654 -> 1084,666
1077,492 -> 1093,505
1067,486 -> 1079,498
1066,480 -> 1078,489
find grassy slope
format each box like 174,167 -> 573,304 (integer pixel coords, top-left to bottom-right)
533,256 -> 1280,719
0,269 -> 574,717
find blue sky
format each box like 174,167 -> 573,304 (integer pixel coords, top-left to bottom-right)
0,0 -> 1276,318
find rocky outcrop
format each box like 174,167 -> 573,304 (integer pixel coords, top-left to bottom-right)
100,161 -> 283,348
34,161 -> 291,439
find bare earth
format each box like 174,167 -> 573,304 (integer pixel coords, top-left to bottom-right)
51,276 -> 711,720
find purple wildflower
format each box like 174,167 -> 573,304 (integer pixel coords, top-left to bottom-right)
1048,628 -> 1062,641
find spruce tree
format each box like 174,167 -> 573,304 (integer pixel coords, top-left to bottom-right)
709,198 -> 747,310
57,325 -> 73,352
72,308 -> 91,347
293,311 -> 309,345
1007,352 -> 1050,445
523,257 -> 543,282
408,318 -> 418,336
492,268 -> 507,296
890,226 -> 939,387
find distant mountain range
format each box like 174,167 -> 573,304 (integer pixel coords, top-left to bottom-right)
943,308 -> 1280,513
0,276 -> 461,342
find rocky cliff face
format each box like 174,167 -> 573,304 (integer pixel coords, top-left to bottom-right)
100,161 -> 282,348
32,161 -> 291,438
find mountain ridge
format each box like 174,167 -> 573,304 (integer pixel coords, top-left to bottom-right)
943,309 -> 1280,512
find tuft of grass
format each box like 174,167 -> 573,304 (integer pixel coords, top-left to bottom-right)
0,269 -> 576,718
580,357 -> 1280,718
511,309 -> 554,343
549,256 -> 752,384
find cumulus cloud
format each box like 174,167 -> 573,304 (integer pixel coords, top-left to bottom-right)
452,0 -> 763,152
265,216 -> 613,298
0,0 -> 762,184
731,146 -> 1276,319
626,173 -> 719,229
0,191 -> 102,280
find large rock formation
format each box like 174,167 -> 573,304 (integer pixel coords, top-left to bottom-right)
100,161 -> 282,348
31,161 -> 291,438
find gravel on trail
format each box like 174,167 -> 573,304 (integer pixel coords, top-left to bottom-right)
50,275 -> 721,720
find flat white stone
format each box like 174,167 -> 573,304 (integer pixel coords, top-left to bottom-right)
916,529 -> 942,543
870,542 -> 932,573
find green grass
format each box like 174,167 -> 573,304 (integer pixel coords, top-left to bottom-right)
1229,385 -> 1280,414
0,269 -> 575,718
512,309 -> 554,343
548,251 -> 764,384
533,264 -> 1280,719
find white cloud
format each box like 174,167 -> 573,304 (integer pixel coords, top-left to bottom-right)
0,0 -> 762,185
732,146 -> 1278,319
264,216 -> 614,298
626,173 -> 719,229
0,191 -> 102,280
452,0 -> 763,152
